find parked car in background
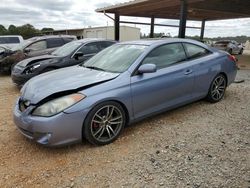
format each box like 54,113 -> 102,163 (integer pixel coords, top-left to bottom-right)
0,35 -> 24,49
0,45 -> 12,61
13,38 -> 237,147
0,35 -> 76,73
213,40 -> 244,55
11,39 -> 116,86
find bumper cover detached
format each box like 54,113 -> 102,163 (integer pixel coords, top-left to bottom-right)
13,101 -> 88,147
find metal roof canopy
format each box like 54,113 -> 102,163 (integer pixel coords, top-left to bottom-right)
96,0 -> 250,40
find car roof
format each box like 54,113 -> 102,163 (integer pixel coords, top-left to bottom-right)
120,38 -> 209,48
0,35 -> 23,38
26,35 -> 76,41
74,38 -> 116,44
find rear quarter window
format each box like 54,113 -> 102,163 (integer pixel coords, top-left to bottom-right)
47,38 -> 64,48
99,41 -> 116,50
183,43 -> 211,59
63,37 -> 75,44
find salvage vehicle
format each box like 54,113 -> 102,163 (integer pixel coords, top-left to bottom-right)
0,35 -> 76,73
0,35 -> 24,49
0,45 -> 12,60
11,39 -> 116,86
213,40 -> 244,55
13,39 -> 237,147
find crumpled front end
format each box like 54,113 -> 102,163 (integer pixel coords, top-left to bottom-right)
0,51 -> 25,73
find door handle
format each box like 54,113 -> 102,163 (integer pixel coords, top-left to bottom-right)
184,69 -> 193,75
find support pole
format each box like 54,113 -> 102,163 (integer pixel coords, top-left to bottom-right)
200,20 -> 206,40
150,16 -> 155,38
178,0 -> 187,38
114,13 -> 120,41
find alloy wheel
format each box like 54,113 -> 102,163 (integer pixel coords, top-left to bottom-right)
211,75 -> 226,101
90,105 -> 123,143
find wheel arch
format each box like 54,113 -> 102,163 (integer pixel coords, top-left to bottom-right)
219,72 -> 228,86
81,99 -> 130,141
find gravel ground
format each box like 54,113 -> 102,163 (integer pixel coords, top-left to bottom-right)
0,70 -> 249,188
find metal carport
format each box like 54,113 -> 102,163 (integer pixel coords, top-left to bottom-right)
96,0 -> 250,41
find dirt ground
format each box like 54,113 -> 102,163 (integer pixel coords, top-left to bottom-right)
0,57 -> 250,187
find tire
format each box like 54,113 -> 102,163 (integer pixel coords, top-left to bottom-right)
239,49 -> 243,55
206,74 -> 227,103
83,101 -> 126,145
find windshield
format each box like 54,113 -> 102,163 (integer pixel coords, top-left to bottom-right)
83,44 -> 147,73
52,41 -> 82,56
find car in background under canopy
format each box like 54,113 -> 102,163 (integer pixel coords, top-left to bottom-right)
213,40 -> 244,55
11,39 -> 116,86
13,38 -> 237,147
0,35 -> 76,73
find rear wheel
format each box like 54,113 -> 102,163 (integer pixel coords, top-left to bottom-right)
206,74 -> 227,103
239,48 -> 243,55
83,101 -> 126,145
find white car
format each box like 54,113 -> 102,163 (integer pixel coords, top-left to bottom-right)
0,35 -> 24,49
213,40 -> 244,55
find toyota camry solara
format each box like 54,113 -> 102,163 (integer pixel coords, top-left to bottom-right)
13,39 -> 237,147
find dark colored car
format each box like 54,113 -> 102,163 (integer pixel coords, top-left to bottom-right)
0,35 -> 76,73
11,39 -> 116,86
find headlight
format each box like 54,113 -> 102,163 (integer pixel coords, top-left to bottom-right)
24,64 -> 41,74
32,93 -> 85,117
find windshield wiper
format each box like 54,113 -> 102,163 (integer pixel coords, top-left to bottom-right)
84,65 -> 106,72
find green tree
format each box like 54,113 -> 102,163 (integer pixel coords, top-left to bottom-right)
8,25 -> 18,35
41,28 -> 54,32
0,25 -> 8,35
16,24 -> 38,39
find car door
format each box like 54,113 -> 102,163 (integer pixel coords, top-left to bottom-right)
131,43 -> 195,119
25,40 -> 47,57
183,42 -> 216,98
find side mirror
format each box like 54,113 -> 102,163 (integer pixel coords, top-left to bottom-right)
138,64 -> 157,74
74,52 -> 84,60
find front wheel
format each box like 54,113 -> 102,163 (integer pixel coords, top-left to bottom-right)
206,74 -> 227,103
83,101 -> 126,145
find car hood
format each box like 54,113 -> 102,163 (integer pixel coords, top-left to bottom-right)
21,66 -> 119,104
17,54 -> 58,67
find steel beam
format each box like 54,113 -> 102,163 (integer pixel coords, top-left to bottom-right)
178,0 -> 187,38
114,13 -> 120,41
150,16 -> 155,38
200,19 -> 206,40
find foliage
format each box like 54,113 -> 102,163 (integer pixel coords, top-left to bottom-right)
41,28 -> 54,32
0,24 -> 39,39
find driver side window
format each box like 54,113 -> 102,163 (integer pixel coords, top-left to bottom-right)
142,43 -> 186,69
77,42 -> 99,55
27,40 -> 47,51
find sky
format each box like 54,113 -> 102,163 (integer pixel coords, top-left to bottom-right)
0,0 -> 250,38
